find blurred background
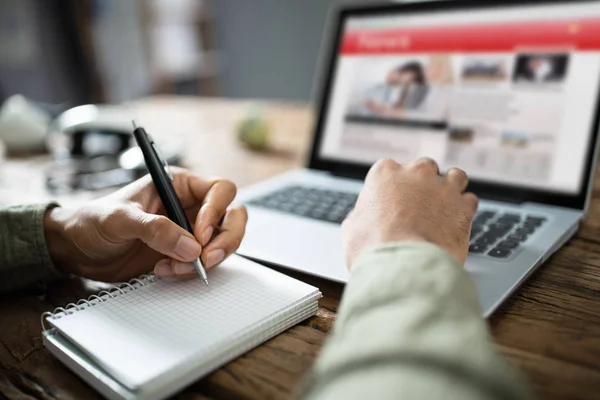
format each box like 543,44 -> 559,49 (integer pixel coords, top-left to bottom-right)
0,0 -> 378,105
0,0 -> 420,204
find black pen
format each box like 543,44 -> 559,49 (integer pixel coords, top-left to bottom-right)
131,120 -> 209,285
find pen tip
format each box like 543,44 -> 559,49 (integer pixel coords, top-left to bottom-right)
204,279 -> 209,286
131,120 -> 138,129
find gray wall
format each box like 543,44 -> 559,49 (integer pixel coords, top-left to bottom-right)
0,0 -> 89,105
212,0 -> 339,102
211,0 -> 417,102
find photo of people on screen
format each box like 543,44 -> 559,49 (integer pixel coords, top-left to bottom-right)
461,58 -> 508,83
347,55 -> 454,122
513,53 -> 569,84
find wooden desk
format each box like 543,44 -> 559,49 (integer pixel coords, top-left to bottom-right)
1,97 -> 599,400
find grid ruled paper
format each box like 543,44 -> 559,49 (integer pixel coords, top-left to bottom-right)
49,255 -> 319,390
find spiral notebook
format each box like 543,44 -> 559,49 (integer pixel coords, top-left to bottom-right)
41,255 -> 321,400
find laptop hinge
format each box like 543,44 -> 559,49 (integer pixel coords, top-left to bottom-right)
477,193 -> 524,205
329,170 -> 525,204
329,168 -> 366,181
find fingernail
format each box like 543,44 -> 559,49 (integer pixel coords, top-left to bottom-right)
201,226 -> 213,246
174,235 -> 202,260
206,249 -> 225,268
154,260 -> 173,277
173,261 -> 197,275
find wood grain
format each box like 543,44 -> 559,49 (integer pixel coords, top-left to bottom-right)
1,97 -> 599,399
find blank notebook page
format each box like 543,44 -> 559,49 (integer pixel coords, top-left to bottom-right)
49,255 -> 318,390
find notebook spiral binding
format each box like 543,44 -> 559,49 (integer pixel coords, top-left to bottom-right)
41,274 -> 157,332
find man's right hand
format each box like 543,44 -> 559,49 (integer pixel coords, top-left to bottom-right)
342,158 -> 478,268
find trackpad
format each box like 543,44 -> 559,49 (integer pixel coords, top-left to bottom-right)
239,209 -> 350,283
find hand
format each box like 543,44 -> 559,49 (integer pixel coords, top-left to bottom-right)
44,167 -> 247,282
342,158 -> 478,268
365,99 -> 386,113
365,100 -> 403,119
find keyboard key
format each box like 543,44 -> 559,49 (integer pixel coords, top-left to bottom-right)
513,226 -> 535,236
486,224 -> 514,236
309,209 -> 326,219
507,233 -> 528,242
329,214 -> 347,223
265,199 -> 281,208
472,222 -> 486,230
470,228 -> 482,240
278,203 -> 295,212
469,243 -> 488,254
476,235 -> 498,245
480,229 -> 504,239
488,247 -> 512,259
526,216 -> 546,223
473,212 -> 495,225
495,215 -> 521,225
514,226 -> 536,235
293,206 -> 311,217
496,239 -> 519,250
476,211 -> 497,219
524,216 -> 546,227
499,213 -> 521,221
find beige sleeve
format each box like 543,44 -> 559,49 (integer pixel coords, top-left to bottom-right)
299,242 -> 532,400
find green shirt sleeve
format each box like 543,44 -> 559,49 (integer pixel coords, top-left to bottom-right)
0,203 -> 63,295
300,242 -> 533,400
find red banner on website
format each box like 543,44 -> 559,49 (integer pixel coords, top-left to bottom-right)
341,18 -> 600,54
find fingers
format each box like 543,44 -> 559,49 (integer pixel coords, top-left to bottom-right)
201,204 -> 248,269
155,204 -> 247,278
111,206 -> 202,263
368,158 -> 400,181
193,179 -> 237,246
153,258 -> 199,280
410,157 -> 440,175
154,204 -> 247,278
463,192 -> 479,214
446,168 -> 469,192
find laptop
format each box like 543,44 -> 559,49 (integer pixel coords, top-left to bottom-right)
236,0 -> 600,317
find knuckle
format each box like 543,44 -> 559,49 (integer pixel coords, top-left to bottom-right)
413,157 -> 438,171
463,193 -> 479,212
215,179 -> 238,199
470,195 -> 480,210
201,204 -> 219,221
102,206 -> 130,226
373,158 -> 398,172
450,167 -> 467,178
145,216 -> 170,243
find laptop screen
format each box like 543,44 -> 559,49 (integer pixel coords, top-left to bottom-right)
318,2 -> 600,195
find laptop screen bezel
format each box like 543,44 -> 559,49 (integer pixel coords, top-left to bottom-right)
307,0 -> 600,210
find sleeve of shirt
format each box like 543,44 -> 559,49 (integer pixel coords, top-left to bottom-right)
0,203 -> 64,295
299,242 -> 533,400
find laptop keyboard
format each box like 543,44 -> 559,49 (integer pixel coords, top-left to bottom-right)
468,211 -> 546,259
246,186 -> 547,260
247,185 -> 358,224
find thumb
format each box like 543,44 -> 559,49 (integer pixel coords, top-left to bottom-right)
113,206 -> 202,262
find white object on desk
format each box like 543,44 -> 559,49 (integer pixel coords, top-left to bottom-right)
0,94 -> 51,152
